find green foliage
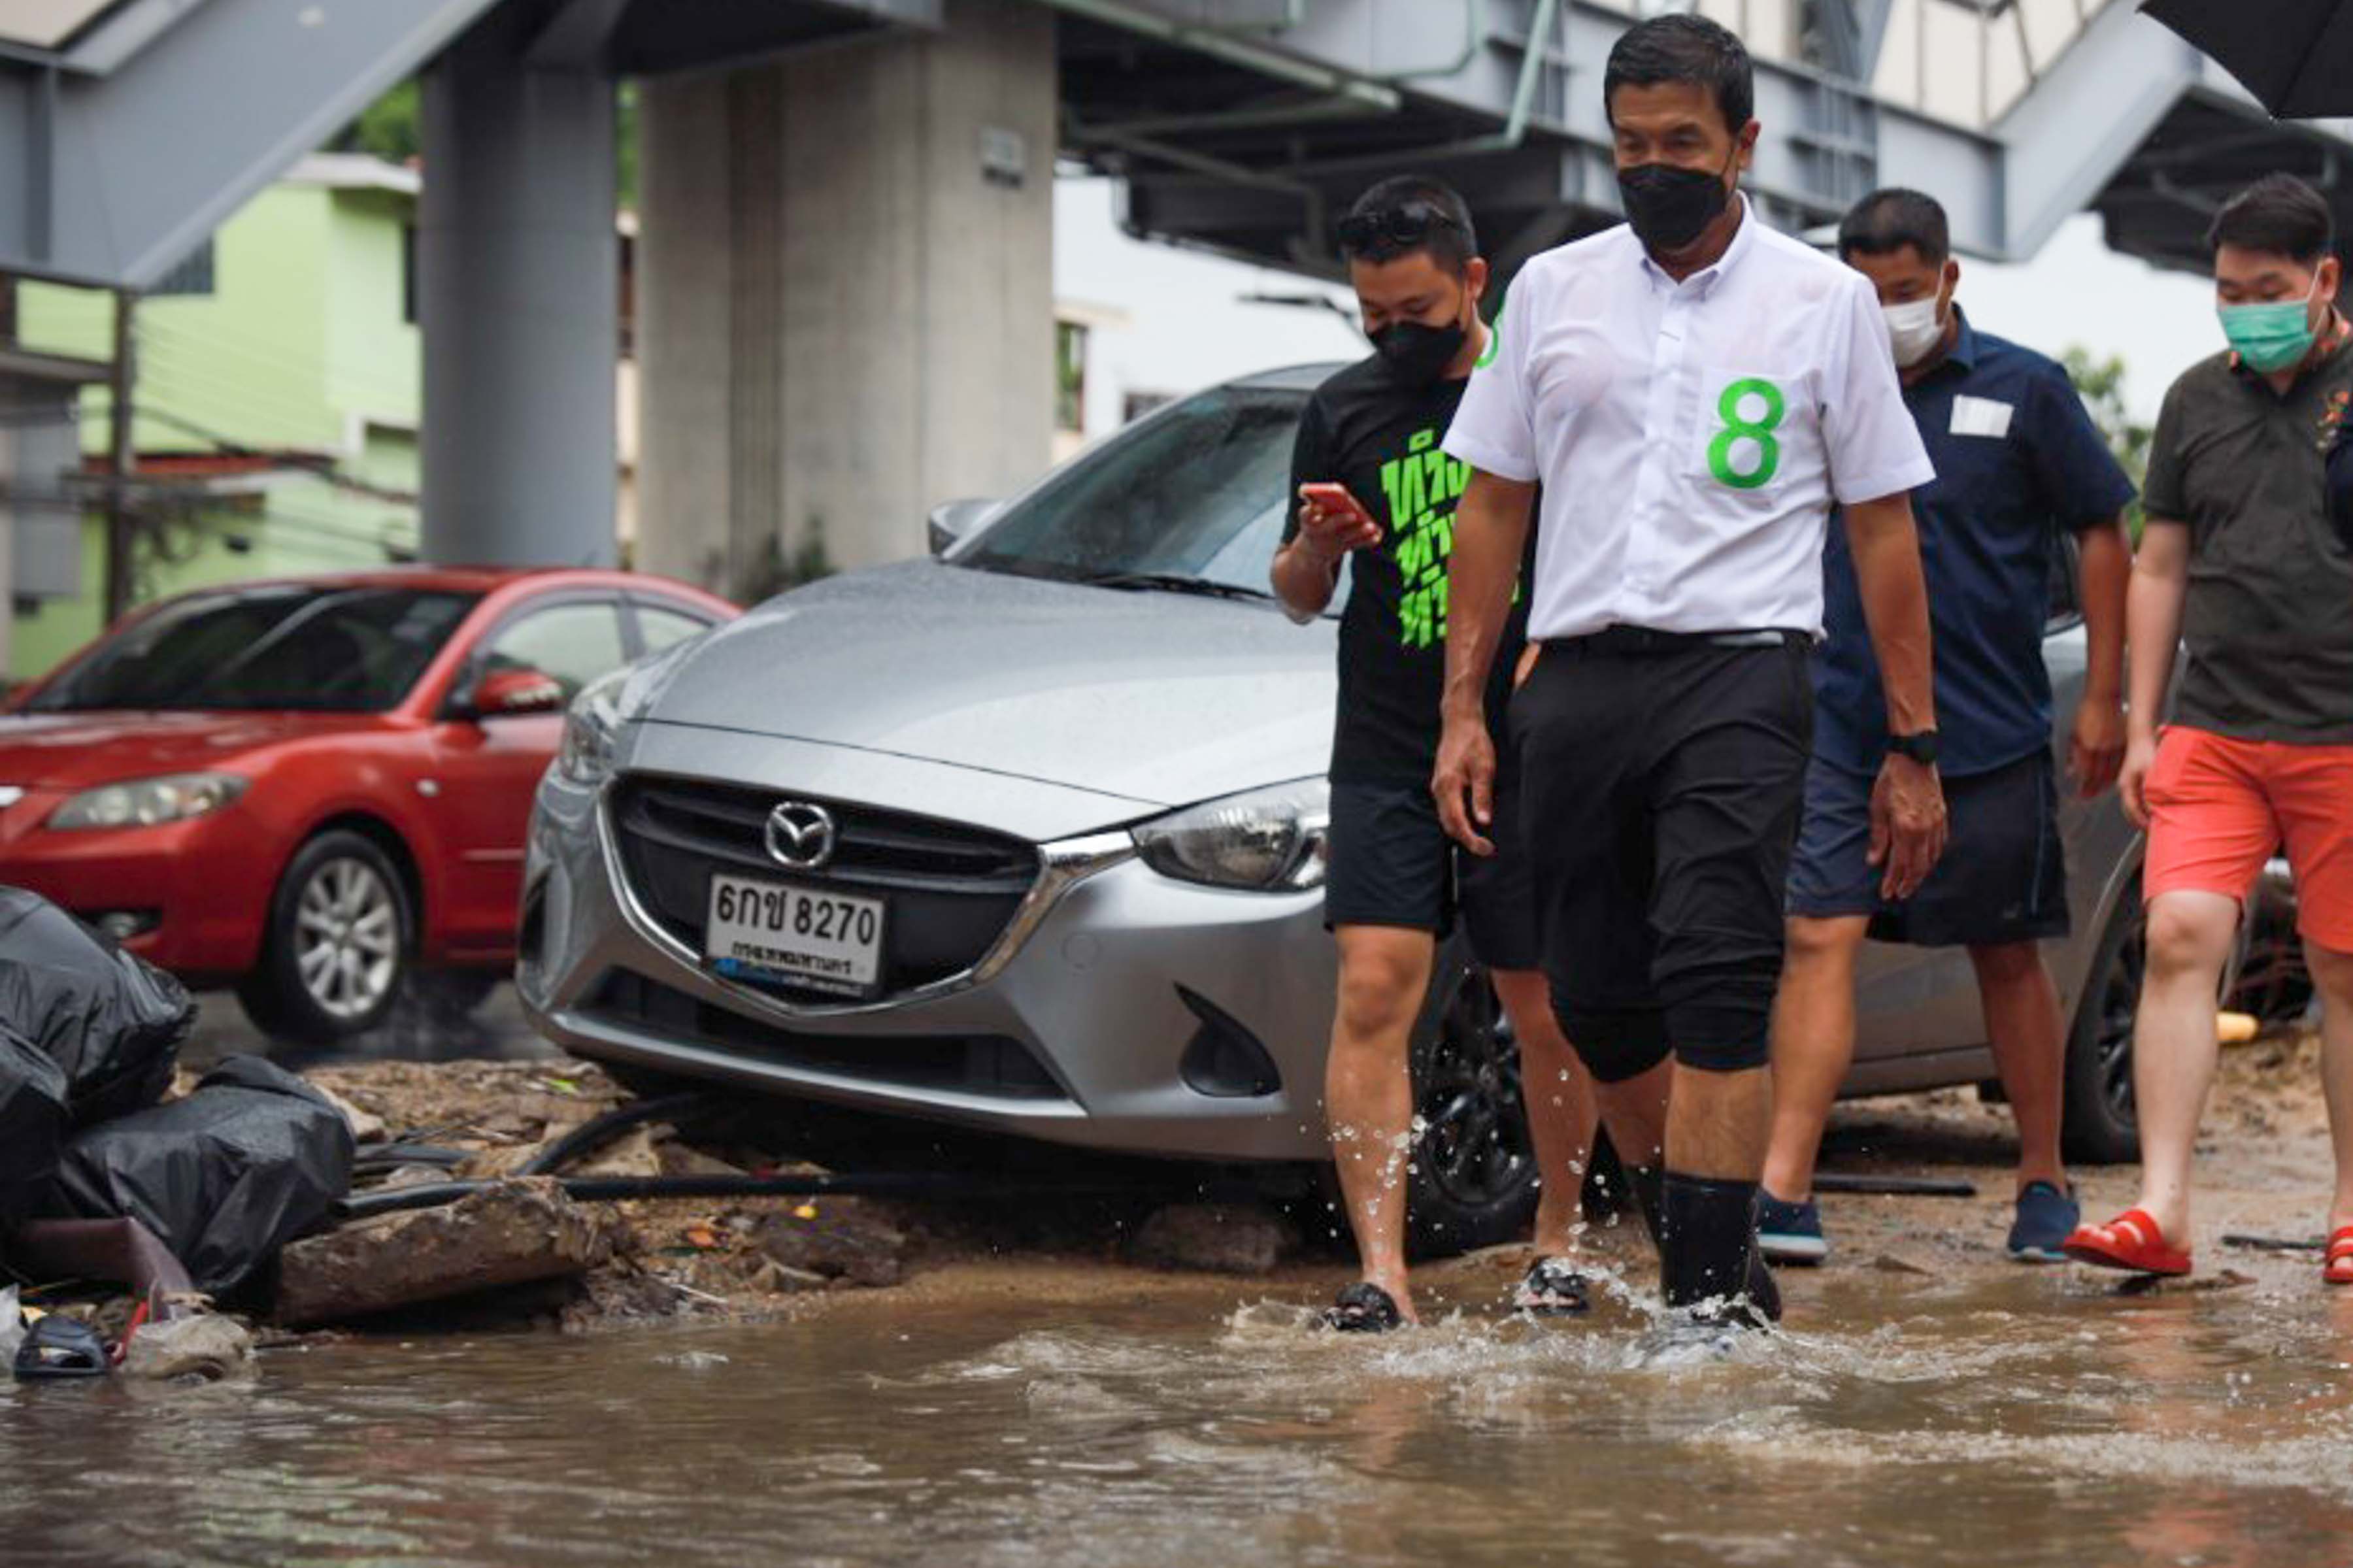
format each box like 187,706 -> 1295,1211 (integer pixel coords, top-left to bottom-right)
2063,346 -> 2150,535
342,80 -> 421,165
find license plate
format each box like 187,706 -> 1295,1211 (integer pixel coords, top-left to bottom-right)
704,873 -> 885,998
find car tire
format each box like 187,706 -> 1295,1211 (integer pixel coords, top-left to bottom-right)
239,830 -> 414,1045
1403,947 -> 1544,1259
2061,877 -> 2144,1166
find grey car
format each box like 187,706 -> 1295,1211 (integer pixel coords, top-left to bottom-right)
517,365 -> 2148,1250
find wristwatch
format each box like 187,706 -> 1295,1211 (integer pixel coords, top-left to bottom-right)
1888,730 -> 1941,766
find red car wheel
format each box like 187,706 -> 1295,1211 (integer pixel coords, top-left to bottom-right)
237,830 -> 414,1044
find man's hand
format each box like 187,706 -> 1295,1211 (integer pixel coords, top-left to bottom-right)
2119,731 -> 2158,829
2069,694 -> 2127,799
1293,488 -> 1382,560
1867,754 -> 1947,900
1432,707 -> 1498,857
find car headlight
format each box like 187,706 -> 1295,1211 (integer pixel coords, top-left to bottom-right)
556,668 -> 629,787
1132,777 -> 1329,892
48,772 -> 246,831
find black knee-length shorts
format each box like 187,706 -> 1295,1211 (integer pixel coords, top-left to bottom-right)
1510,633 -> 1814,1082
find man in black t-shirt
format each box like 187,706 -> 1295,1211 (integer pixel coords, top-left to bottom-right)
1270,177 -> 1597,1331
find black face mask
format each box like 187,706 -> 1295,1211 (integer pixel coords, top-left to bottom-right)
1372,317 -> 1468,385
1618,158 -> 1733,255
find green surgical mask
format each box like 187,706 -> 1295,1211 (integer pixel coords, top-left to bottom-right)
2218,273 -> 2324,373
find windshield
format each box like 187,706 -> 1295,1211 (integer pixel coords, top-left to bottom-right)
958,384 -> 1324,605
26,586 -> 480,714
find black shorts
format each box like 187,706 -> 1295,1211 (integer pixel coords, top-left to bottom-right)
1787,747 -> 2070,946
1325,758 -> 1542,973
1511,633 -> 1814,1081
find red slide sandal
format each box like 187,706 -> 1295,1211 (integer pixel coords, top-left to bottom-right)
2063,1209 -> 2193,1277
2324,1228 -> 2353,1286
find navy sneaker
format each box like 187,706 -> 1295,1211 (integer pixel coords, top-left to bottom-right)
2007,1180 -> 2079,1263
1756,1191 -> 1829,1266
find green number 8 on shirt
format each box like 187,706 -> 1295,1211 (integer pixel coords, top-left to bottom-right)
1707,376 -> 1785,490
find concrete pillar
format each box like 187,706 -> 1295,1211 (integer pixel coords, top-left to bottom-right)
419,3 -> 618,567
637,0 -> 1058,594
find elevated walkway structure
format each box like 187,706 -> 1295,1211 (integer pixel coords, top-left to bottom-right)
1060,0 -> 2353,278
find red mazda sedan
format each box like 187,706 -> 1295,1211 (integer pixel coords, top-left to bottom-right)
0,567 -> 737,1042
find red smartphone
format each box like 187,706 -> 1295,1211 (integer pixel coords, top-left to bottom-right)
1298,482 -> 1377,529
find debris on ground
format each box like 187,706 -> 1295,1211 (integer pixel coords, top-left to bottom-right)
0,1024 -> 67,1218
3,925 -> 2332,1353
1129,1203 -> 1299,1276
0,886 -> 193,1127
276,1176 -> 615,1327
39,1056 -> 354,1295
122,1311 -> 256,1382
752,1199 -> 910,1288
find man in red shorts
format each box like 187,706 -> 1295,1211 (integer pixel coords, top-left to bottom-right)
2066,173 -> 2353,1284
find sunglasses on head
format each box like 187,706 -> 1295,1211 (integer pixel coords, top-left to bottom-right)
1336,203 -> 1461,253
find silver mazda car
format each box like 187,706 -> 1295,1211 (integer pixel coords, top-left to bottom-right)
518,366 -> 2147,1248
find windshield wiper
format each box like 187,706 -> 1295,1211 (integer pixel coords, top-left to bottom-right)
1081,571 -> 1271,603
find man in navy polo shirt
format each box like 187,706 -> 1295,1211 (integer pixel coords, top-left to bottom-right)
1758,188 -> 2136,1265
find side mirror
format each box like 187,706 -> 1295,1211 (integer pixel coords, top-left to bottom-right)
469,667 -> 567,720
927,497 -> 999,556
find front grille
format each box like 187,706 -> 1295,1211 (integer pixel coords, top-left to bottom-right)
610,775 -> 1039,1003
586,971 -> 1067,1102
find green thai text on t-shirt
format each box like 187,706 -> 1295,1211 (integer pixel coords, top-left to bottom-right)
1379,427 -> 1471,650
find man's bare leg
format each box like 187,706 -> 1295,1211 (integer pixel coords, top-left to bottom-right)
1668,1064 -> 1773,1180
2128,891 -> 2241,1241
1326,924 -> 1439,1322
1592,1062 -> 1671,1171
1971,940 -> 2069,1195
1761,915 -> 1871,1203
2307,941 -> 2353,1234
1492,967 -> 1599,1256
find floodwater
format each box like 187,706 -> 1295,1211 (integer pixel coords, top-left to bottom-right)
7,1259 -> 2353,1567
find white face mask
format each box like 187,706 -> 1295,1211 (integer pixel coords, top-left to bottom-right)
1881,296 -> 1945,368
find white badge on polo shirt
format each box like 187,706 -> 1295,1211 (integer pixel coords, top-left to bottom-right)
1950,395 -> 2014,439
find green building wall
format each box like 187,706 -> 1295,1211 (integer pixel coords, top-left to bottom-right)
10,171 -> 423,683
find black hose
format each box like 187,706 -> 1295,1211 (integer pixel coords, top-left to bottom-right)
332,1171 -> 1188,1222
514,1092 -> 714,1177
352,1144 -> 472,1173
1811,1175 -> 1977,1197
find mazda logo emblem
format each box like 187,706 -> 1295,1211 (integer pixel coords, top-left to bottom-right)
764,801 -> 837,871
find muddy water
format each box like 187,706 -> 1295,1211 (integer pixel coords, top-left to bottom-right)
5,1261 -> 2353,1568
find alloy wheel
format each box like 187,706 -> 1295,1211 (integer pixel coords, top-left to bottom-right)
1414,965 -> 1538,1213
293,857 -> 401,1020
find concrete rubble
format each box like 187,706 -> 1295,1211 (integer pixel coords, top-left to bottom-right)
276,1177 -> 616,1328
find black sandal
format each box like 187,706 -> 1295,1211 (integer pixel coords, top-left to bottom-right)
1512,1256 -> 1592,1317
13,1315 -> 111,1380
1321,1281 -> 1404,1334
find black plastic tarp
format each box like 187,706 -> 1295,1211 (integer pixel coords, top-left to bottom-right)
36,1056 -> 354,1294
0,888 -> 193,1127
0,1023 -> 67,1225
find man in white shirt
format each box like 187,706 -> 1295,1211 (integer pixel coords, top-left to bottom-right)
1433,13 -> 1947,1328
